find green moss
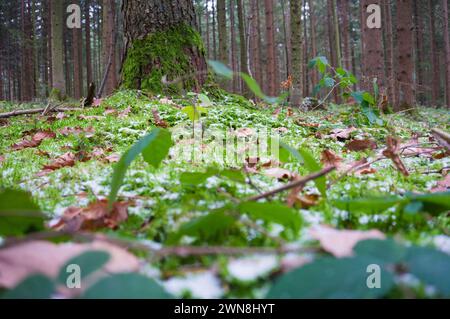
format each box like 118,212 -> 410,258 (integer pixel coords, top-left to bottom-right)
122,24 -> 206,95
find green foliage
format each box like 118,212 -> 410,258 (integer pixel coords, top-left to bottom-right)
267,256 -> 394,299
109,128 -> 172,208
2,275 -> 55,299
121,24 -> 205,94
82,273 -> 172,299
181,105 -> 208,121
57,251 -> 110,285
0,189 -> 45,236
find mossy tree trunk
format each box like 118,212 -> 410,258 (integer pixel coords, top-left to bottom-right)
121,0 -> 207,94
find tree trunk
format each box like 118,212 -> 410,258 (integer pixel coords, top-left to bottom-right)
102,0 -> 117,96
73,1 -> 82,99
212,1 -> 217,60
50,0 -> 65,98
121,0 -> 207,94
396,0 -> 415,110
290,0 -> 302,106
413,0 -> 425,104
337,0 -> 351,71
383,0 -> 396,106
360,0 -> 384,93
205,2 -> 210,59
217,0 -> 227,64
229,0 -> 238,92
443,0 -> 450,108
302,0 -> 309,96
237,0 -> 249,96
85,0 -> 93,89
280,0 -> 291,79
428,0 -> 440,106
264,0 -> 277,96
309,0 -> 318,89
249,0 -> 262,87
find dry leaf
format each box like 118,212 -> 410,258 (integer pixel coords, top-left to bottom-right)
59,126 -> 95,137
327,127 -> 357,140
431,175 -> 450,193
321,149 -> 343,168
104,154 -> 120,163
118,106 -> 132,119
263,167 -> 293,180
236,128 -> 255,138
310,225 -> 385,258
272,108 -> 281,117
37,152 -> 80,176
11,130 -> 56,151
0,240 -> 139,289
295,119 -> 320,128
382,136 -> 409,176
52,200 -> 129,232
345,139 -> 378,152
92,98 -> 103,107
152,108 -> 168,128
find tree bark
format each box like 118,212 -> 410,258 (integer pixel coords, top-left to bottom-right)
428,0 -> 440,106
229,0 -> 238,92
443,0 -> 450,108
396,0 -> 415,110
237,0 -> 249,96
50,0 -> 65,98
337,0 -> 351,71
309,0 -> 318,89
102,0 -> 117,96
85,0 -> 93,89
121,0 -> 207,94
290,0 -> 302,106
217,0 -> 227,64
249,0 -> 262,88
73,0 -> 83,99
264,0 -> 277,96
383,0 -> 396,106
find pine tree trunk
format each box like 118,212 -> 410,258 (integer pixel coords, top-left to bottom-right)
121,0 -> 207,94
290,0 -> 302,106
360,0 -> 384,92
443,0 -> 450,108
73,1 -> 82,99
264,0 -> 277,96
229,0 -> 238,92
237,0 -> 249,96
102,0 -> 117,96
337,0 -> 351,71
205,2 -> 210,59
396,0 -> 415,110
217,0 -> 227,64
212,1 -> 217,60
280,0 -> 291,79
309,0 -> 318,90
50,0 -> 65,98
383,0 -> 396,106
249,0 -> 262,87
428,0 -> 440,106
413,0 -> 425,104
85,0 -> 93,88
302,0 -> 309,97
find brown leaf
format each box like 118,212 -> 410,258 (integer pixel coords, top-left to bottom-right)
11,130 -> 56,151
382,136 -> 409,176
0,240 -> 139,289
294,119 -> 320,128
320,149 -> 343,168
263,167 -> 293,180
287,192 -> 319,209
272,107 -> 281,117
78,114 -> 105,120
118,106 -> 132,119
236,128 -> 255,138
59,126 -> 95,137
152,108 -> 168,128
327,127 -> 357,140
37,152 -> 78,176
345,139 -> 378,152
310,225 -> 385,258
92,98 -> 103,107
53,200 -> 129,232
104,153 -> 120,163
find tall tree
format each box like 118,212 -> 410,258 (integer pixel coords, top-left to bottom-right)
85,0 -> 93,88
413,0 -> 425,103
264,0 -> 277,96
360,0 -> 384,92
443,0 -> 450,107
383,0 -> 396,105
337,0 -> 351,71
396,0 -> 414,110
428,0 -> 440,106
73,0 -> 83,99
101,0 -> 117,96
50,0 -> 65,98
290,0 -> 302,106
21,0 -> 34,101
217,0 -> 227,64
249,0 -> 262,86
229,0 -> 238,92
237,0 -> 249,96
121,0 -> 207,93
309,0 -> 318,89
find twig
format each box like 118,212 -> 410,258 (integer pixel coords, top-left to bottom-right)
0,107 -> 83,119
246,166 -> 335,201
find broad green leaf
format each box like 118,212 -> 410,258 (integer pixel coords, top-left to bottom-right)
2,275 -> 54,299
240,73 -> 279,104
333,196 -> 403,214
180,171 -> 215,186
198,93 -> 212,107
239,202 -> 302,233
0,189 -> 45,236
363,92 -> 376,105
219,169 -> 246,183
170,211 -> 237,244
58,251 -> 110,285
354,239 -> 407,264
280,143 -> 327,197
406,246 -> 450,297
309,56 -> 329,74
323,77 -> 336,88
361,103 -> 383,125
109,129 -> 172,209
181,105 -> 207,121
351,91 -> 364,104
336,67 -> 347,77
406,192 -> 450,216
82,273 -> 172,299
208,60 -> 234,79
267,256 -> 394,299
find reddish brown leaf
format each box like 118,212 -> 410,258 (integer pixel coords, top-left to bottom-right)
345,139 -> 378,152
53,200 -> 129,232
320,149 -> 343,168
118,106 -> 132,119
104,154 -> 120,163
152,108 -> 168,128
431,175 -> 450,193
59,126 -> 95,137
92,98 -> 103,107
272,107 -> 281,117
327,127 -> 357,140
11,130 -> 56,151
263,167 -> 293,180
382,136 -> 409,176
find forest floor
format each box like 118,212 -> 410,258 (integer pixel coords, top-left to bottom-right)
0,90 -> 449,298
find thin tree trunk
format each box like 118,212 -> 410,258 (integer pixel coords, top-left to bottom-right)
50,0 -> 65,97
229,0 -> 238,92
85,0 -> 93,90
212,1 -> 217,60
309,0 -> 318,89
73,1 -> 82,99
302,0 -> 309,96
443,0 -> 450,107
428,0 -> 439,106
290,0 -> 302,106
413,0 -> 425,104
102,0 -> 116,96
237,0 -> 249,96
217,0 -> 227,65
249,0 -> 262,87
205,2 -> 210,59
264,0 -> 277,96
383,0 -> 396,106
337,0 -> 351,71
280,0 -> 291,79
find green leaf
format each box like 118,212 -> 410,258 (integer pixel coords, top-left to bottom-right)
208,60 -> 234,79
267,256 -> 394,299
406,246 -> 450,297
323,77 -> 336,88
180,171 -> 215,186
239,202 -> 302,233
309,56 -> 329,74
363,92 -> 376,105
0,189 -> 45,236
109,129 -> 172,208
354,239 -> 407,264
351,91 -> 365,104
82,273 -> 172,299
240,73 -> 279,104
2,275 -> 54,299
170,211 -> 237,244
333,196 -> 403,214
280,143 -> 327,197
57,251 -> 110,285
406,192 -> 450,216
219,169 -> 246,183
198,93 -> 212,107
181,105 -> 207,121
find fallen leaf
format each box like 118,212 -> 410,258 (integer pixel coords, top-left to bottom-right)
37,152 -> 81,176
78,114 -> 105,120
92,98 -> 103,107
382,136 -> 409,176
118,106 -> 132,119
287,192 -> 319,209
272,108 -> 281,117
11,130 -> 56,151
345,139 -> 378,152
310,225 -> 385,258
59,126 -> 95,137
236,128 -> 255,138
287,108 -> 294,117
152,108 -> 168,128
56,112 -> 68,120
0,240 -> 139,289
104,154 -> 120,163
327,127 -> 357,140
263,167 -> 293,180
295,119 -> 320,128
52,200 -> 129,232
321,149 -> 343,168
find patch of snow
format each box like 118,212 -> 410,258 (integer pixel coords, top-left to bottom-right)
163,272 -> 224,299
227,255 -> 278,282
433,235 -> 450,255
